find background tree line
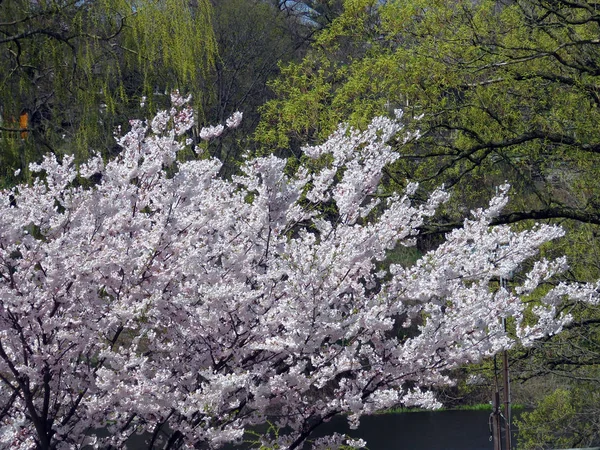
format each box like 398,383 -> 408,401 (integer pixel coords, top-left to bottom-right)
2,0 -> 599,447
0,0 -> 312,182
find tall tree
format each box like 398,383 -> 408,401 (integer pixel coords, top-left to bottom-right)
0,0 -> 216,186
257,0 -> 600,302
258,0 -> 600,224
1,94 -> 597,449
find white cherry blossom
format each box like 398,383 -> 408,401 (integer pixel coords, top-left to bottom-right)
0,94 -> 597,449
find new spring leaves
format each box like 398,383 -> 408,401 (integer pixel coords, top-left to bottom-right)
0,94 -> 597,449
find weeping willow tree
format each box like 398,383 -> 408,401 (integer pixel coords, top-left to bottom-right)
0,0 -> 216,186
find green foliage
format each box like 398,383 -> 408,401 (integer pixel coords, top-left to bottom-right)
209,0 -> 308,175
516,387 -> 600,450
257,0 -> 600,225
0,0 -> 217,173
244,421 -> 282,450
381,244 -> 422,270
256,0 -> 600,292
256,55 -> 344,151
383,403 -> 525,414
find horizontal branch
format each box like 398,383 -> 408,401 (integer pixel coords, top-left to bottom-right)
0,126 -> 29,133
562,317 -> 600,331
429,124 -> 600,156
0,29 -> 74,47
420,206 -> 600,235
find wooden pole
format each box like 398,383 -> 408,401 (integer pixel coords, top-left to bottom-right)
502,318 -> 512,450
492,355 -> 503,450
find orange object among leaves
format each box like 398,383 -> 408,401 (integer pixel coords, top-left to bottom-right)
19,111 -> 29,140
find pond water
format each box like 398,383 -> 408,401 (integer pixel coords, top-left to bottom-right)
123,409 -> 511,450
308,409 -> 504,450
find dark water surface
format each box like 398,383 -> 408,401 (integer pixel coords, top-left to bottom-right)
125,410 -> 504,449
309,410 -> 499,450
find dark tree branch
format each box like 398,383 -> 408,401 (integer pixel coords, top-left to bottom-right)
0,126 -> 30,132
420,206 -> 600,235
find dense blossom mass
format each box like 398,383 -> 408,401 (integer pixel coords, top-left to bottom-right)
0,94 -> 598,449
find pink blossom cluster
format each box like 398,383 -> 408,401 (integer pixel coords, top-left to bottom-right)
199,112 -> 243,141
225,111 -> 243,129
199,124 -> 225,140
0,94 -> 597,449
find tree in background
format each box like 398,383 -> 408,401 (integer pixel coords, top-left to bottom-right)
516,387 -> 600,449
0,0 -> 216,185
2,94 -> 597,449
206,0 -> 312,176
257,0 -> 600,228
0,0 -> 325,184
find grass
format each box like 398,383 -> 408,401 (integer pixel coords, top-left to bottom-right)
381,403 -> 526,414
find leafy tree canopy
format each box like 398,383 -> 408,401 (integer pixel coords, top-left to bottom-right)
258,0 -> 600,232
0,0 -> 216,185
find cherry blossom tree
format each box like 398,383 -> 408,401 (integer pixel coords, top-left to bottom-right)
0,93 -> 598,449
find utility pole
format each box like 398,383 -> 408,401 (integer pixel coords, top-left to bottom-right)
502,318 -> 512,450
489,255 -> 513,450
491,355 -> 503,450
490,273 -> 513,450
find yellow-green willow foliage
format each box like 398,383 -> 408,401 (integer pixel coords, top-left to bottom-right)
0,0 -> 216,185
